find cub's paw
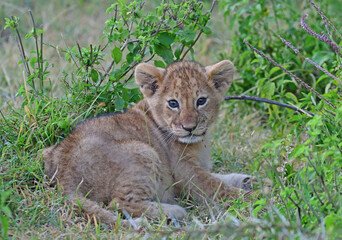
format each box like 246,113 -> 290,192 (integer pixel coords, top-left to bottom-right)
161,203 -> 187,220
214,173 -> 253,190
240,176 -> 254,191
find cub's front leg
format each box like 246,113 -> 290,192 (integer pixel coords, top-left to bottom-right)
212,173 -> 273,194
212,173 -> 255,191
172,158 -> 249,202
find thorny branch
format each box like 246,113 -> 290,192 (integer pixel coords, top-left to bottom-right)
244,40 -> 336,109
278,35 -> 342,85
301,14 -> 342,59
308,0 -> 342,39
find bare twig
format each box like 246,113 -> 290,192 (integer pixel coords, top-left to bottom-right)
15,35 -> 30,77
224,95 -> 314,117
12,17 -> 31,77
12,16 -> 38,97
76,42 -> 84,63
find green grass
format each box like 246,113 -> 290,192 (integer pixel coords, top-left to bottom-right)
1,0 -> 342,239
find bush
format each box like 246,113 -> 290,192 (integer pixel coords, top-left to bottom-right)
219,0 -> 342,238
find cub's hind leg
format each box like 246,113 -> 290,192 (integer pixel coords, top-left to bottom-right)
67,193 -> 117,225
110,142 -> 186,220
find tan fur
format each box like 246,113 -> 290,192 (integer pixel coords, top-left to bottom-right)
43,60 -> 257,226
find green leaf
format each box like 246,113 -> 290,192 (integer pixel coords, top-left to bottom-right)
325,213 -> 342,238
181,29 -> 196,42
272,104 -> 279,119
1,206 -> 12,218
261,82 -> 275,99
251,59 -> 259,64
29,57 -> 37,68
154,60 -> 166,68
25,33 -> 33,39
127,43 -> 134,53
90,69 -> 99,83
174,44 -> 182,60
121,29 -> 130,39
291,144 -> 306,158
285,92 -> 298,103
256,78 -> 266,96
312,51 -> 334,66
0,191 -> 11,205
202,26 -> 212,35
106,3 -> 118,14
126,53 -> 133,64
37,29 -> 45,35
269,66 -> 280,75
58,119 -> 67,129
157,32 -> 175,47
112,47 -> 122,64
155,44 -> 174,65
114,97 -> 125,111
1,215 -> 9,238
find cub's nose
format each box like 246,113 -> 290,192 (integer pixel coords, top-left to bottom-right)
182,124 -> 197,133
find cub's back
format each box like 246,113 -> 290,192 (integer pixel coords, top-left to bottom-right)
42,101 -> 169,180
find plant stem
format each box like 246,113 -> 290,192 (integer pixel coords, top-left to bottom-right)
29,9 -> 43,90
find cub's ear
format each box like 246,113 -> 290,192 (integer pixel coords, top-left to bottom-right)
135,63 -> 165,98
205,60 -> 235,96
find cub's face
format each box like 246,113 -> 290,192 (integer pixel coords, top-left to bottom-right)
135,61 -> 234,144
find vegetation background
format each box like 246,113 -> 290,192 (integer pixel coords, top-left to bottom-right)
1,0 -> 341,239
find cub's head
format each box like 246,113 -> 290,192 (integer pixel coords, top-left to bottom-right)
135,60 -> 234,144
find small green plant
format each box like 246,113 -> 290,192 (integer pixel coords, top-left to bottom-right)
4,11 -> 48,97
62,0 -> 214,112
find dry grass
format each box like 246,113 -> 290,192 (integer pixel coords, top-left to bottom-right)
212,102 -> 271,174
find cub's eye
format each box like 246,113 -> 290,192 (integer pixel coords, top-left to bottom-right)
197,97 -> 207,107
168,100 -> 179,109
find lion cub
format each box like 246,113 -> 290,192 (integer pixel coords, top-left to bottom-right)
43,60 -> 255,226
